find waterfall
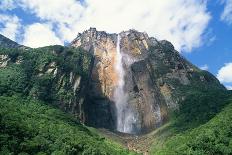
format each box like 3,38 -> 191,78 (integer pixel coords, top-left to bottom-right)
154,104 -> 162,127
114,34 -> 137,134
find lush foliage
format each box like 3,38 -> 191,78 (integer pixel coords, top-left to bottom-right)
0,96 -> 136,155
152,96 -> 232,155
174,89 -> 230,130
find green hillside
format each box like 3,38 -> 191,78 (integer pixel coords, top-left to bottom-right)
151,91 -> 232,155
0,95 -> 136,155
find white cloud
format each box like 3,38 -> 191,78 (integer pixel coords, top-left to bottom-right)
221,0 -> 232,25
0,0 -> 15,11
19,0 -> 84,42
16,0 -> 210,52
217,62 -> 232,83
20,0 -> 83,24
22,23 -> 62,48
0,14 -> 21,41
200,64 -> 209,70
226,85 -> 232,90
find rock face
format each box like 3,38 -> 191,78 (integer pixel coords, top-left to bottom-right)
0,34 -> 23,48
72,28 -> 118,129
71,28 -> 225,134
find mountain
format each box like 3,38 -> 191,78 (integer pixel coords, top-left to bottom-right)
0,34 -> 23,48
0,29 -> 231,154
0,28 -> 226,133
70,28 -> 225,133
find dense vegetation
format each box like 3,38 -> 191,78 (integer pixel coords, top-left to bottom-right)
151,95 -> 232,155
0,96 -> 135,155
0,46 -> 136,155
0,46 -> 92,100
0,46 -> 94,121
150,89 -> 232,155
174,86 -> 230,130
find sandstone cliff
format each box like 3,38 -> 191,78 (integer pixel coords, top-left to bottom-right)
71,28 -> 225,133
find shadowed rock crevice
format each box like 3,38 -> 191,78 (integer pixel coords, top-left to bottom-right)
83,55 -> 116,129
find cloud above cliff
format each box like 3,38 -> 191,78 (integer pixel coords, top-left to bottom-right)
0,14 -> 21,41
221,0 -> 232,25
22,23 -> 63,48
217,62 -> 232,83
226,85 -> 232,90
83,0 -> 211,52
217,62 -> 232,90
0,0 -> 210,51
200,64 -> 209,70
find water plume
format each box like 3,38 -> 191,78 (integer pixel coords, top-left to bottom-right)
114,34 -> 137,134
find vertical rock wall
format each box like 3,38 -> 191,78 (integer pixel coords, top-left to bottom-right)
71,28 -> 224,134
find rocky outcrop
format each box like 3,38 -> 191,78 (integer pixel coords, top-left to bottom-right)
71,28 -> 225,134
72,28 -> 118,129
72,28 -> 118,99
0,55 -> 10,67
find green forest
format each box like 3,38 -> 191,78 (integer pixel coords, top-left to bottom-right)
150,90 -> 232,155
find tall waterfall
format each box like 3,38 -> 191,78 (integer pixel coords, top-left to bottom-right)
114,34 -> 137,134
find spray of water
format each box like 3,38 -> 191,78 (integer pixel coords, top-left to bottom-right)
154,104 -> 162,127
114,34 -> 137,134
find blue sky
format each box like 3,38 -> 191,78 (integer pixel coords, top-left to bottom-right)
183,1 -> 232,73
183,0 -> 232,89
0,0 -> 232,89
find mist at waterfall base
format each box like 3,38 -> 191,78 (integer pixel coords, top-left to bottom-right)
113,35 -> 138,134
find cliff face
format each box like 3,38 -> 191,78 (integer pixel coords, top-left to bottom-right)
0,45 -> 93,123
71,28 -> 225,133
0,29 -> 225,134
